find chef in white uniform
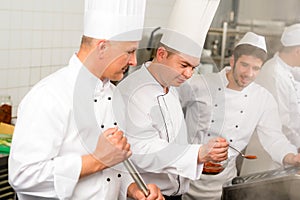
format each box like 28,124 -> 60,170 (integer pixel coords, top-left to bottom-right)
116,0 -> 228,199
178,32 -> 300,200
256,24 -> 300,148
8,0 -> 163,199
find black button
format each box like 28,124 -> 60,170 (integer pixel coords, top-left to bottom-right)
108,97 -> 112,100
106,178 -> 110,182
211,120 -> 214,123
117,174 -> 121,178
235,125 -> 238,128
94,99 -> 97,102
240,110 -> 243,113
230,139 -> 233,142
101,125 -> 104,128
114,122 -> 117,125
244,94 -> 248,97
218,88 -> 221,91
214,104 -> 218,107
208,133 -> 211,136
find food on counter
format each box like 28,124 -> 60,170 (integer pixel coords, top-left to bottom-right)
0,104 -> 11,124
0,133 -> 12,154
0,122 -> 14,134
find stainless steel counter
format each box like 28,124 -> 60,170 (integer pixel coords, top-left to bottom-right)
222,166 -> 300,200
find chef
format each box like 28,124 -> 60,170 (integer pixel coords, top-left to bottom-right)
115,0 -> 228,199
256,23 -> 300,148
178,32 -> 300,200
8,0 -> 163,199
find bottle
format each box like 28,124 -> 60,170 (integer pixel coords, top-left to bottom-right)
0,95 -> 12,124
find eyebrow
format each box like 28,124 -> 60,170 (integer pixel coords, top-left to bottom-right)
180,59 -> 198,67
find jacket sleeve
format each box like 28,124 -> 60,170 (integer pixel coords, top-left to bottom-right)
256,93 -> 297,164
9,86 -> 81,199
256,60 -> 300,147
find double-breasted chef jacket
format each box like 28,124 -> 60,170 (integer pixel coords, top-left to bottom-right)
9,54 -> 132,200
178,67 -> 297,200
256,53 -> 300,147
116,62 -> 203,196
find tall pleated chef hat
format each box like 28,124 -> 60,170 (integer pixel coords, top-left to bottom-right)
281,23 -> 300,47
160,0 -> 220,58
84,0 -> 146,41
236,32 -> 267,53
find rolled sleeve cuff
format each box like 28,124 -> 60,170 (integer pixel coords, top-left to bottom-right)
176,144 -> 203,180
54,155 -> 82,199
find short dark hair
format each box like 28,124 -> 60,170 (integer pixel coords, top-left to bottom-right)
155,42 -> 180,58
233,44 -> 267,64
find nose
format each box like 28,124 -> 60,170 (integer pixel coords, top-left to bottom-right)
245,66 -> 254,77
128,52 -> 137,67
183,67 -> 194,79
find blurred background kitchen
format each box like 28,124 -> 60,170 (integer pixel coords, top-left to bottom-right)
1,0 -> 300,117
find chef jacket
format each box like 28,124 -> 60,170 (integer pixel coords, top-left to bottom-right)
116,63 -> 202,196
178,67 -> 297,200
9,54 -> 133,200
256,53 -> 300,147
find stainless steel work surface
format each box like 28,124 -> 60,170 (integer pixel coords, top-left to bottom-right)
222,166 -> 300,200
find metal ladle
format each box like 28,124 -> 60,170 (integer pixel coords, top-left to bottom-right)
229,145 -> 257,159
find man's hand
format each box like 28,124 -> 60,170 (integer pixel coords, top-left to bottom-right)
127,183 -> 164,200
283,153 -> 300,166
93,127 -> 132,167
198,137 -> 229,163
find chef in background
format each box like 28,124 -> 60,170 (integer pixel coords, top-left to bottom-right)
256,23 -> 300,149
8,0 -> 163,199
116,0 -> 228,199
178,32 -> 300,200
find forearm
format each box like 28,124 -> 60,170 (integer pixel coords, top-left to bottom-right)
80,154 -> 108,178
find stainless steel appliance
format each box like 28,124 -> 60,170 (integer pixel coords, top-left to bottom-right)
222,166 -> 300,200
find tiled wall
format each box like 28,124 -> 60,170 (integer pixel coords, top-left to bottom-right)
0,0 -> 174,117
0,0 -> 84,116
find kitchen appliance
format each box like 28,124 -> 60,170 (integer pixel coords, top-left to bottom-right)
222,166 -> 300,200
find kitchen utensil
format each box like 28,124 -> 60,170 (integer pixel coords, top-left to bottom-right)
123,159 -> 149,196
229,145 -> 257,159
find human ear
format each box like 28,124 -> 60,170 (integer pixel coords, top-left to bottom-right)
156,46 -> 167,61
96,41 -> 107,59
229,55 -> 234,67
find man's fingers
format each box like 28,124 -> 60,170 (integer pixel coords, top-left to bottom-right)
103,127 -> 118,137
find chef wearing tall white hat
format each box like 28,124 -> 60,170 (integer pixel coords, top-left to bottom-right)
115,0 -> 229,199
8,0 -> 164,200
256,23 -> 300,149
178,31 -> 300,200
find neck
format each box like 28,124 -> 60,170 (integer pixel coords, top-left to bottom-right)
147,62 -> 169,93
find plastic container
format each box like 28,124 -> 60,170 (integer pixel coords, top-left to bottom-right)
0,96 -> 12,124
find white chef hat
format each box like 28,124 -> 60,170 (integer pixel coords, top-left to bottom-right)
236,32 -> 267,53
160,0 -> 220,58
281,23 -> 300,47
84,0 -> 146,41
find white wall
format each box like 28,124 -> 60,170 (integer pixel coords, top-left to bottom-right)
239,0 -> 300,23
0,0 -> 84,116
